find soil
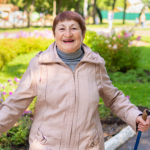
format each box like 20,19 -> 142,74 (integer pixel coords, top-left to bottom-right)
5,106 -> 150,150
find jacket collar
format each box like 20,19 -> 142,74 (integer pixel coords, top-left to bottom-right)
38,42 -> 103,64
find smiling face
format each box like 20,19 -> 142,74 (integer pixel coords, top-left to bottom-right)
54,20 -> 84,53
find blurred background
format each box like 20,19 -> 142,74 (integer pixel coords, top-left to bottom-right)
0,1 -> 150,149
0,0 -> 150,28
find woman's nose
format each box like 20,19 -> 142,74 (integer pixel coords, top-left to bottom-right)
64,30 -> 72,37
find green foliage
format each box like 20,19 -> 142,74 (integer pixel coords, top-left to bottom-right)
0,115 -> 32,148
0,38 -> 54,70
109,68 -> 150,83
98,104 -> 111,119
29,97 -> 37,113
84,30 -> 140,72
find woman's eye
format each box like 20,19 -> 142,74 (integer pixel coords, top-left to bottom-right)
60,28 -> 64,30
72,28 -> 76,30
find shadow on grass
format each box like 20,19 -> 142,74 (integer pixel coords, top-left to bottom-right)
1,63 -> 28,78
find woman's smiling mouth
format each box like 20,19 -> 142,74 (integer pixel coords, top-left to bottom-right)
63,39 -> 75,43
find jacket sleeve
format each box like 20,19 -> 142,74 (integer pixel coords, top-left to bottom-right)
0,60 -> 37,134
98,59 -> 142,132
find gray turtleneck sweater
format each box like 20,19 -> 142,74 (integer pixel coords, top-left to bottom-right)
57,47 -> 84,71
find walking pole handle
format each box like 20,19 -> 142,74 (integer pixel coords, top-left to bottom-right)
134,109 -> 149,150
142,109 -> 148,121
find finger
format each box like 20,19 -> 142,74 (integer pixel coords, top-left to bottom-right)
147,116 -> 150,125
138,123 -> 149,128
146,119 -> 150,126
139,118 -> 148,126
138,126 -> 149,132
136,116 -> 148,125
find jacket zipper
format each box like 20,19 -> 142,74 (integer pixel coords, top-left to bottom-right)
59,62 -> 81,147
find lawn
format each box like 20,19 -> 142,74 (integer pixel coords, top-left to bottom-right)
138,46 -> 150,71
112,45 -> 150,107
0,50 -> 40,83
0,26 -> 52,33
86,21 -> 135,29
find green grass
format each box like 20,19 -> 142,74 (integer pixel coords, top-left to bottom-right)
0,26 -> 52,33
141,37 -> 150,43
113,82 -> 150,108
138,46 -> 150,71
0,50 -> 40,84
99,82 -> 150,108
86,20 -> 135,29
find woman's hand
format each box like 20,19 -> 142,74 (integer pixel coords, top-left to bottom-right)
136,116 -> 150,132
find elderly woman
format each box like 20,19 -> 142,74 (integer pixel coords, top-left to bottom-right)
0,11 -> 149,150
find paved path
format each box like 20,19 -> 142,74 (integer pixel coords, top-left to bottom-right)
117,128 -> 150,150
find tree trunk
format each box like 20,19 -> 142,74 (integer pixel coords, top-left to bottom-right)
112,0 -> 116,11
57,0 -> 62,14
75,0 -> 81,13
96,7 -> 102,23
27,0 -> 35,28
93,0 -> 96,24
123,0 -> 126,24
42,13 -> 45,27
83,0 -> 88,19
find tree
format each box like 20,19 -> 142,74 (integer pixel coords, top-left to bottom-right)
112,0 -> 116,10
93,0 -> 96,24
123,0 -> 126,24
75,0 -> 82,13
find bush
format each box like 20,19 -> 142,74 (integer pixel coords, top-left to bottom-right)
109,68 -> 150,83
0,38 -> 54,70
83,30 -> 141,72
0,111 -> 33,148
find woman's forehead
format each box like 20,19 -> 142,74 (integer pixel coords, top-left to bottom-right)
56,20 -> 80,27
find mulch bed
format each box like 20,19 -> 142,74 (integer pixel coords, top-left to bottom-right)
102,106 -> 149,142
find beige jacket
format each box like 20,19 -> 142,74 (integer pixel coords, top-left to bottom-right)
0,42 -> 141,150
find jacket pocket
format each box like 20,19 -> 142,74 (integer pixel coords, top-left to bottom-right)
79,128 -> 101,150
30,128 -> 62,150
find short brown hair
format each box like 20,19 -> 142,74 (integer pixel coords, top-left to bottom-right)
52,11 -> 86,36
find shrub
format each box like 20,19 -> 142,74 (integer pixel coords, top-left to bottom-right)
0,38 -> 54,70
84,30 -> 141,72
109,68 -> 150,83
0,111 -> 33,147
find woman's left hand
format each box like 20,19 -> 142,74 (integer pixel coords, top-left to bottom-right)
136,116 -> 150,132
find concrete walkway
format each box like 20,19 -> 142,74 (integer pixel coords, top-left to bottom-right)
117,128 -> 150,150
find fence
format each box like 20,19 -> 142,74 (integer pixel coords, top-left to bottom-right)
101,10 -> 150,20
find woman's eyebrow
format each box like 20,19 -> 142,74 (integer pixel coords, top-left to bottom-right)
58,24 -> 65,27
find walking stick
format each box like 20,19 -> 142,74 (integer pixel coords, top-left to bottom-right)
134,109 -> 150,150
